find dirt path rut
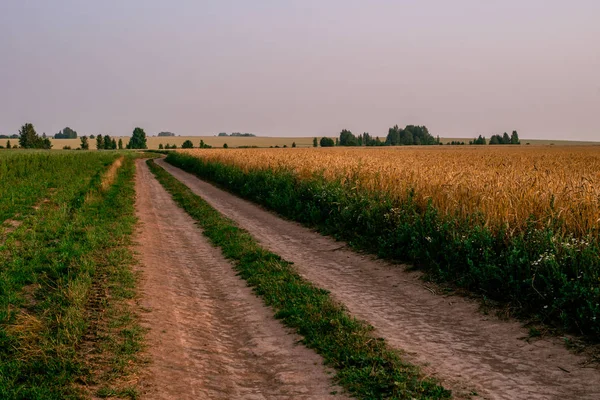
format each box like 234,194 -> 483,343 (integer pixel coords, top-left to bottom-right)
157,158 -> 600,400
134,160 -> 345,399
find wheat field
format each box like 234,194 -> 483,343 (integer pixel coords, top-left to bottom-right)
181,146 -> 600,238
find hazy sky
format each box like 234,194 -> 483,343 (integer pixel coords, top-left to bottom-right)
1,1 -> 598,140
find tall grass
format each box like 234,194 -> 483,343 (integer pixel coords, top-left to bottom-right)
0,152 -> 118,223
167,149 -> 600,339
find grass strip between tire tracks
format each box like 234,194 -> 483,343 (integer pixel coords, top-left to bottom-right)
147,159 -> 450,399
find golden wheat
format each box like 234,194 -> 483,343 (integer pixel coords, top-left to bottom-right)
181,146 -> 600,237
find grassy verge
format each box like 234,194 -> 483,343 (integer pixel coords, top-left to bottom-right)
148,159 -> 450,399
0,154 -> 143,399
164,152 -> 600,340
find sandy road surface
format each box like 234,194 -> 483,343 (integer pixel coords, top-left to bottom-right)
157,158 -> 600,400
134,160 -> 346,399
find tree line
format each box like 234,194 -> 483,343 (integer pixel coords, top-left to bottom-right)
1,124 -> 149,150
313,125 -> 440,147
158,139 -> 217,149
218,132 -> 256,137
470,131 -> 520,145
311,126 -> 521,147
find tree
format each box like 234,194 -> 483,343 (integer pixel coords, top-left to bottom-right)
111,138 -> 117,149
182,140 -> 194,148
80,136 -> 89,150
159,143 -> 164,149
19,123 -> 39,148
502,132 -> 510,144
127,127 -> 147,149
470,135 -> 486,145
313,137 -> 318,147
292,141 -> 296,148
223,143 -> 228,148
402,130 -> 414,146
511,130 -> 520,144
218,132 -> 228,137
96,134 -> 104,150
386,125 -> 402,145
17,123 -> 51,149
6,140 -> 11,149
90,134 -> 95,139
157,131 -> 175,137
118,138 -> 123,149
54,127 -> 77,139
103,135 -> 112,150
320,137 -> 335,147
339,129 -> 358,146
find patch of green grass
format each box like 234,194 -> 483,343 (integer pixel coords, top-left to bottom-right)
0,153 -> 143,399
147,159 -> 450,399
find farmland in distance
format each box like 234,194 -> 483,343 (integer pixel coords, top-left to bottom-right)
40,135 -> 600,150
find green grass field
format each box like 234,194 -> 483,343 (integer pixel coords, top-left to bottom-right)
0,151 -> 143,399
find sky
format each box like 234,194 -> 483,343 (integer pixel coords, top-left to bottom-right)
1,0 -> 598,140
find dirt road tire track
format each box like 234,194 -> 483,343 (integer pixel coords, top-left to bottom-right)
157,158 -> 600,400
134,159 -> 346,399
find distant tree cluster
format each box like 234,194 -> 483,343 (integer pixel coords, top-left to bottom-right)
320,137 -> 335,147
54,126 -> 77,139
96,134 -> 117,150
468,131 -> 520,145
218,132 -> 256,137
159,139 -> 213,150
448,141 -> 465,145
385,125 -> 439,146
157,131 -> 175,137
0,134 -> 18,139
18,123 -> 52,149
490,131 -> 520,145
318,125 -> 437,148
470,135 -> 487,145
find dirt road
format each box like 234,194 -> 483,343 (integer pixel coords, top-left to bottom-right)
134,160 -> 345,399
157,158 -> 600,400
